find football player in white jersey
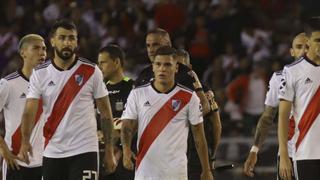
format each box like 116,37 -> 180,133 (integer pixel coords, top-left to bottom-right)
278,17 -> 320,180
18,19 -> 116,180
243,33 -> 307,179
0,34 -> 46,180
121,46 -> 213,180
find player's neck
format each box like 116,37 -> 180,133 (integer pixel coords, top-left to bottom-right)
21,65 -> 33,79
108,71 -> 125,85
153,80 -> 175,93
54,54 -> 76,70
306,52 -> 320,65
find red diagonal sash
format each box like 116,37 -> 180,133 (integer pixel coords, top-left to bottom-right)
296,86 -> 320,151
135,90 -> 192,169
11,100 -> 43,155
43,64 -> 95,147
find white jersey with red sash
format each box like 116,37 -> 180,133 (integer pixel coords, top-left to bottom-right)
27,58 -> 108,158
279,56 -> 320,160
266,71 -> 295,157
0,71 -> 44,167
121,83 -> 203,180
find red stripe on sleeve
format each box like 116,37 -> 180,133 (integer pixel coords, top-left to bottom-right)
11,100 -> 43,155
135,90 -> 192,170
43,64 -> 95,147
296,86 -> 320,151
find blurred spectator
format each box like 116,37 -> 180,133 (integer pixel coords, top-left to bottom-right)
225,61 -> 267,136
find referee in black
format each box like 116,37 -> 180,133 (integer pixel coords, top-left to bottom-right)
135,28 -> 211,115
97,44 -> 135,180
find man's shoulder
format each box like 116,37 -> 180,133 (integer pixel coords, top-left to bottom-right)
78,57 -> 96,67
35,60 -> 52,71
3,71 -> 19,81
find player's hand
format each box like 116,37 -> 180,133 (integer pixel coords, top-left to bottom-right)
201,170 -> 214,180
243,151 -> 258,177
17,141 -> 33,165
0,147 -> 21,170
123,150 -> 135,170
279,155 -> 293,180
104,151 -> 117,174
188,70 -> 202,89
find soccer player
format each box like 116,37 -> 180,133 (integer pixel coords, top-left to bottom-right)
18,19 -> 116,180
243,33 -> 307,179
121,46 -> 213,180
134,28 -> 211,115
0,34 -> 46,180
176,49 -> 222,179
97,44 -> 134,180
278,17 -> 320,180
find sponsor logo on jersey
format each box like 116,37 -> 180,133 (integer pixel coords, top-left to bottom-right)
48,81 -> 55,86
144,101 -> 151,106
109,90 -> 120,94
172,99 -> 181,111
305,77 -> 313,84
75,74 -> 84,86
20,93 -> 26,98
115,101 -> 124,111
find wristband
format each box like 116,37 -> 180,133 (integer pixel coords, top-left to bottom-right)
250,145 -> 259,153
212,108 -> 219,112
195,87 -> 203,92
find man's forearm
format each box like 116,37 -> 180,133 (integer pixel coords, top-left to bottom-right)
278,101 -> 292,156
100,117 -> 114,152
192,124 -> 211,171
21,100 -> 38,143
121,121 -> 135,154
210,111 -> 221,158
253,106 -> 278,148
197,91 -> 211,115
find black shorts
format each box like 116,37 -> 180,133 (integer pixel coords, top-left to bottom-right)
42,152 -> 98,180
4,165 -> 42,180
277,156 -> 295,180
295,159 -> 320,180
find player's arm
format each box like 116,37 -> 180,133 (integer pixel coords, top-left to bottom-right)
188,70 -> 210,115
95,95 -> 116,174
278,99 -> 293,180
191,123 -> 213,180
121,119 -> 137,170
206,90 -> 221,163
19,98 -> 39,164
0,80 -> 20,169
243,105 -> 277,176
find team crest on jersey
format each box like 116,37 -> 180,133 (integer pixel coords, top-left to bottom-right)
172,99 -> 181,111
75,74 -> 84,86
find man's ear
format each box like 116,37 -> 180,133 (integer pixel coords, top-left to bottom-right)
290,48 -> 294,57
50,37 -> 55,48
175,62 -> 179,73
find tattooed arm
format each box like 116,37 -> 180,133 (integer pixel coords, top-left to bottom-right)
253,105 -> 278,148
243,105 -> 277,177
121,119 -> 138,170
96,96 -> 116,174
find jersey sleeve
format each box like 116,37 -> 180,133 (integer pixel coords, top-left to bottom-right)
188,91 -> 204,125
265,73 -> 280,107
0,79 -> 10,110
121,90 -> 138,120
27,70 -> 42,99
278,67 -> 295,102
93,66 -> 109,99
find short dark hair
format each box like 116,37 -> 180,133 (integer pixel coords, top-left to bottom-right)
304,16 -> 320,37
147,28 -> 169,37
154,46 -> 176,58
176,49 -> 190,65
50,19 -> 77,36
99,44 -> 125,66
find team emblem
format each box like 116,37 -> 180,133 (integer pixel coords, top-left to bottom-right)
75,74 -> 84,86
172,99 -> 181,111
